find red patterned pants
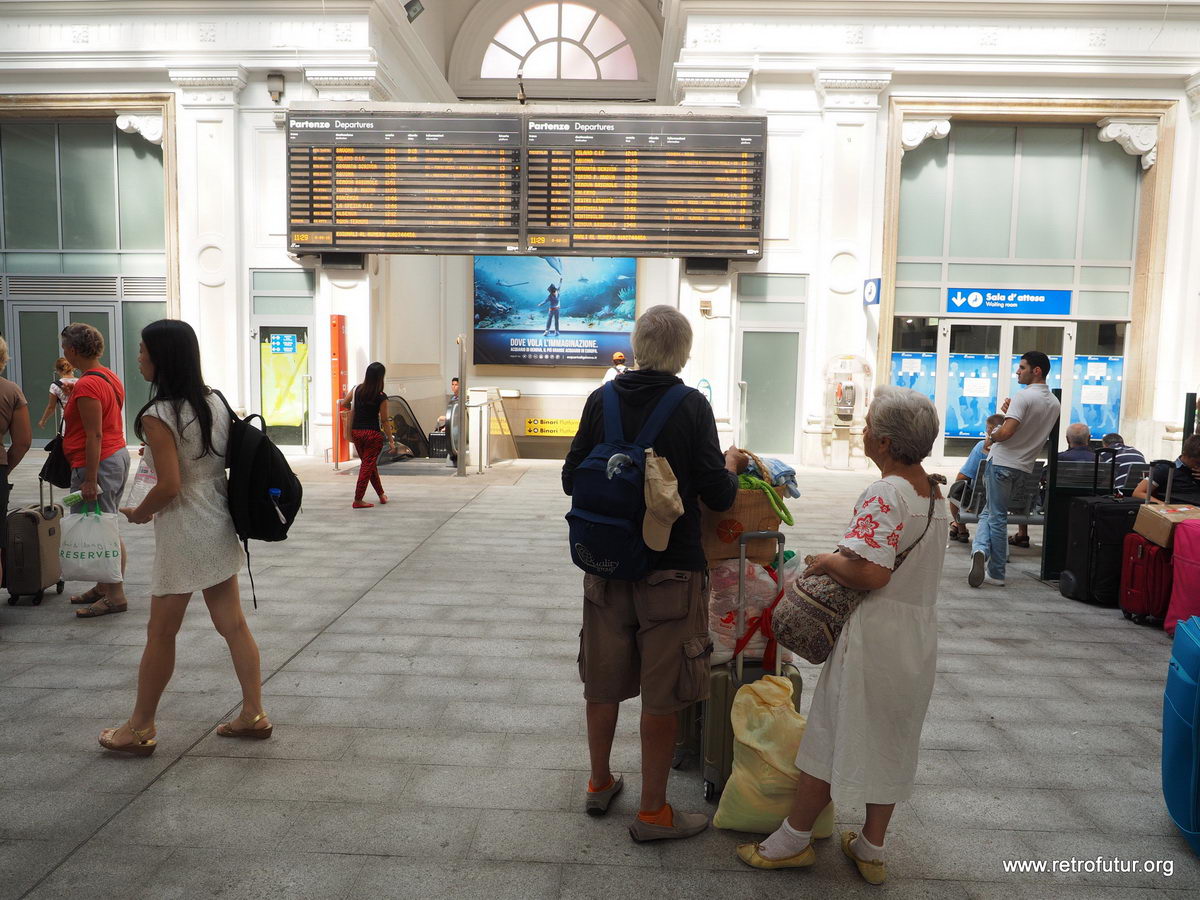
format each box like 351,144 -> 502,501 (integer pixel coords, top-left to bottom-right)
351,429 -> 385,501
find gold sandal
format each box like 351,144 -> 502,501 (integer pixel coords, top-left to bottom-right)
98,721 -> 157,757
216,711 -> 273,740
70,587 -> 106,605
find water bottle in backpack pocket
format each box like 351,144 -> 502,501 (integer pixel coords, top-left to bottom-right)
567,383 -> 693,582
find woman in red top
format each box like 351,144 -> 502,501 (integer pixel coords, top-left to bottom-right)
59,323 -> 131,618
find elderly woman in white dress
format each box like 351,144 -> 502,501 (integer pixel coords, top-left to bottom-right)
96,319 -> 271,756
737,386 -> 948,885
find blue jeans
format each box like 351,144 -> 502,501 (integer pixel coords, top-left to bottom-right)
544,308 -> 560,333
971,460 -> 1030,580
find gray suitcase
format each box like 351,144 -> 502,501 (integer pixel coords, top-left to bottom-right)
675,531 -> 804,801
6,481 -> 65,605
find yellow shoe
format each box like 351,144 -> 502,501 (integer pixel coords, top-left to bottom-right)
813,801 -> 835,839
736,841 -> 816,870
841,831 -> 886,885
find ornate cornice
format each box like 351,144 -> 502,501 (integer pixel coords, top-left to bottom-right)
815,70 -> 891,111
168,66 -> 246,106
672,64 -> 752,107
901,118 -> 951,152
304,65 -> 379,101
115,113 -> 163,145
1097,116 -> 1159,170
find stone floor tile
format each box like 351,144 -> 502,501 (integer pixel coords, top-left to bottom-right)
908,787 -> 1089,833
351,859 -> 560,900
95,794 -> 306,850
470,809 -> 661,868
404,764 -> 576,811
279,802 -> 478,857
0,790 -> 132,842
346,728 -> 507,766
28,845 -> 177,900
0,839 -> 72,900
138,847 -> 366,900
438,701 -> 581,734
189,725 -> 360,760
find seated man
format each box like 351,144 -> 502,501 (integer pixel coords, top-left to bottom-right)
948,413 -> 1004,543
1058,422 -> 1095,461
1132,434 -> 1200,505
1103,432 -> 1147,496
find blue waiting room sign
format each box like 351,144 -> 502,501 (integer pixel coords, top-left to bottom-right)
945,287 -> 1072,316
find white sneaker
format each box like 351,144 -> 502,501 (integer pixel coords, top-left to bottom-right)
967,551 -> 986,588
984,576 -> 1006,587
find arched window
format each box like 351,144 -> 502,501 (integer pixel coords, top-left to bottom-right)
480,2 -> 638,81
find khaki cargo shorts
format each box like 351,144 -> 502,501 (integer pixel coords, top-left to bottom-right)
578,569 -> 713,716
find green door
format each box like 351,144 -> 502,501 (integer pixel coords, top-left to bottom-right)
740,330 -> 799,455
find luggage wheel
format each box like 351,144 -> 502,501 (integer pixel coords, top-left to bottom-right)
6,594 -> 15,606
32,591 -> 43,606
703,780 -> 716,802
1122,611 -> 1133,620
55,581 -> 64,595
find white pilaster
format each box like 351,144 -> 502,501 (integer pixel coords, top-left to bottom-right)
169,65 -> 246,401
811,70 -> 892,467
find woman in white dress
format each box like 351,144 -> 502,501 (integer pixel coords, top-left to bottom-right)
97,319 -> 271,755
738,386 -> 948,885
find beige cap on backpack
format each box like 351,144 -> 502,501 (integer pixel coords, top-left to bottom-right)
644,449 -> 684,552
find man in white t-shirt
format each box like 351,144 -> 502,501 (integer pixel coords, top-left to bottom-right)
968,351 -> 1061,588
602,352 -> 628,383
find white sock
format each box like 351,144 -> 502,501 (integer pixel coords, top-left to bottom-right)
851,832 -> 885,863
757,818 -> 811,860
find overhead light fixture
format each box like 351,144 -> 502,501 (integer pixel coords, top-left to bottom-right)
267,72 -> 285,104
405,0 -> 424,23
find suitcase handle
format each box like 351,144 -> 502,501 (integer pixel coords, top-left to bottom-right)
1093,446 -> 1118,495
736,530 -> 786,683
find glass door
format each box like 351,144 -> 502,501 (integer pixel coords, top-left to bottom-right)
740,330 -> 799,454
933,319 -> 1075,460
254,324 -> 311,449
8,302 -> 119,446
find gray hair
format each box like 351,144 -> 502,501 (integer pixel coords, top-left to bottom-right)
631,305 -> 692,374
868,386 -> 939,465
1065,423 -> 1091,448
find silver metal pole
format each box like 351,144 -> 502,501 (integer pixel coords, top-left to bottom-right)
456,334 -> 467,478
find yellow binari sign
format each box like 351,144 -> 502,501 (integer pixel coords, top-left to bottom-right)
525,417 -> 580,437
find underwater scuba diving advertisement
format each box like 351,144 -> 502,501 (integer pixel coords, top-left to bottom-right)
473,255 -> 636,366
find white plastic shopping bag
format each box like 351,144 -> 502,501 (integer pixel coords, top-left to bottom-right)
59,506 -> 123,584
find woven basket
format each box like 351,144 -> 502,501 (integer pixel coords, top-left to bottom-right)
701,449 -> 782,567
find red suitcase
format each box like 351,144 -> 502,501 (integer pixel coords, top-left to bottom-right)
1119,532 -> 1173,626
1166,520 -> 1200,636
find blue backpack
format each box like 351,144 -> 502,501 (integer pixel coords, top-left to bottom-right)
566,382 -> 693,581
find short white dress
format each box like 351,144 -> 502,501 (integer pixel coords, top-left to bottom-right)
795,475 -> 948,806
143,393 -> 243,596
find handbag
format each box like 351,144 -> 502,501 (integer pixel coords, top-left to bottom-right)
40,431 -> 72,488
701,449 -> 788,566
340,385 -> 356,442
770,474 -> 944,664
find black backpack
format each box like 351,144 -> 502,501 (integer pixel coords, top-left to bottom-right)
214,391 -> 302,605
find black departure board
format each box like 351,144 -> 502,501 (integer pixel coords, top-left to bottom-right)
288,112 -> 522,255
287,108 -> 766,258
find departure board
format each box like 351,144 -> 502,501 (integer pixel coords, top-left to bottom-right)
287,106 -> 766,258
288,112 -> 522,255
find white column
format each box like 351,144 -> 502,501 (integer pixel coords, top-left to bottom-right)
169,66 -> 247,401
812,71 -> 892,467
305,66 -> 378,458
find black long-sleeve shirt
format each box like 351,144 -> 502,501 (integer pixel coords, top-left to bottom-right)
563,370 -> 738,571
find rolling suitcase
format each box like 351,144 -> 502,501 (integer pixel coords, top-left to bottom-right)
6,481 -> 65,606
1119,533 -> 1173,626
1162,616 -> 1200,854
1166,521 -> 1200,636
700,531 -> 802,802
428,431 -> 449,459
1060,450 -> 1141,606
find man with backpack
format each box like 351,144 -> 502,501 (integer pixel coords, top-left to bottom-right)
563,304 -> 747,843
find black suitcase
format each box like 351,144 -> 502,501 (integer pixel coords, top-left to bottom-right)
428,431 -> 449,459
1059,449 -> 1140,606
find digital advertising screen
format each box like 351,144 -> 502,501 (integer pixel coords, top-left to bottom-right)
473,255 -> 635,367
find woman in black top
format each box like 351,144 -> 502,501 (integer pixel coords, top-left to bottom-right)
342,362 -> 396,508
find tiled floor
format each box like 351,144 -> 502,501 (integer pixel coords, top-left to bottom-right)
0,458 -> 1195,898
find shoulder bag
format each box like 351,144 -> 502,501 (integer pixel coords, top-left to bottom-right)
770,474 -> 945,664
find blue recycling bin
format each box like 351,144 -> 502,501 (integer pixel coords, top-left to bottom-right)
1164,616 -> 1200,855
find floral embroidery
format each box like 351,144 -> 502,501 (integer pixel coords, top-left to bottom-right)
886,521 -> 906,549
859,495 -> 892,515
845,513 -> 882,549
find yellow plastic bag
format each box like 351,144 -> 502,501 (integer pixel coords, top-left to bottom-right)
713,675 -> 833,835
